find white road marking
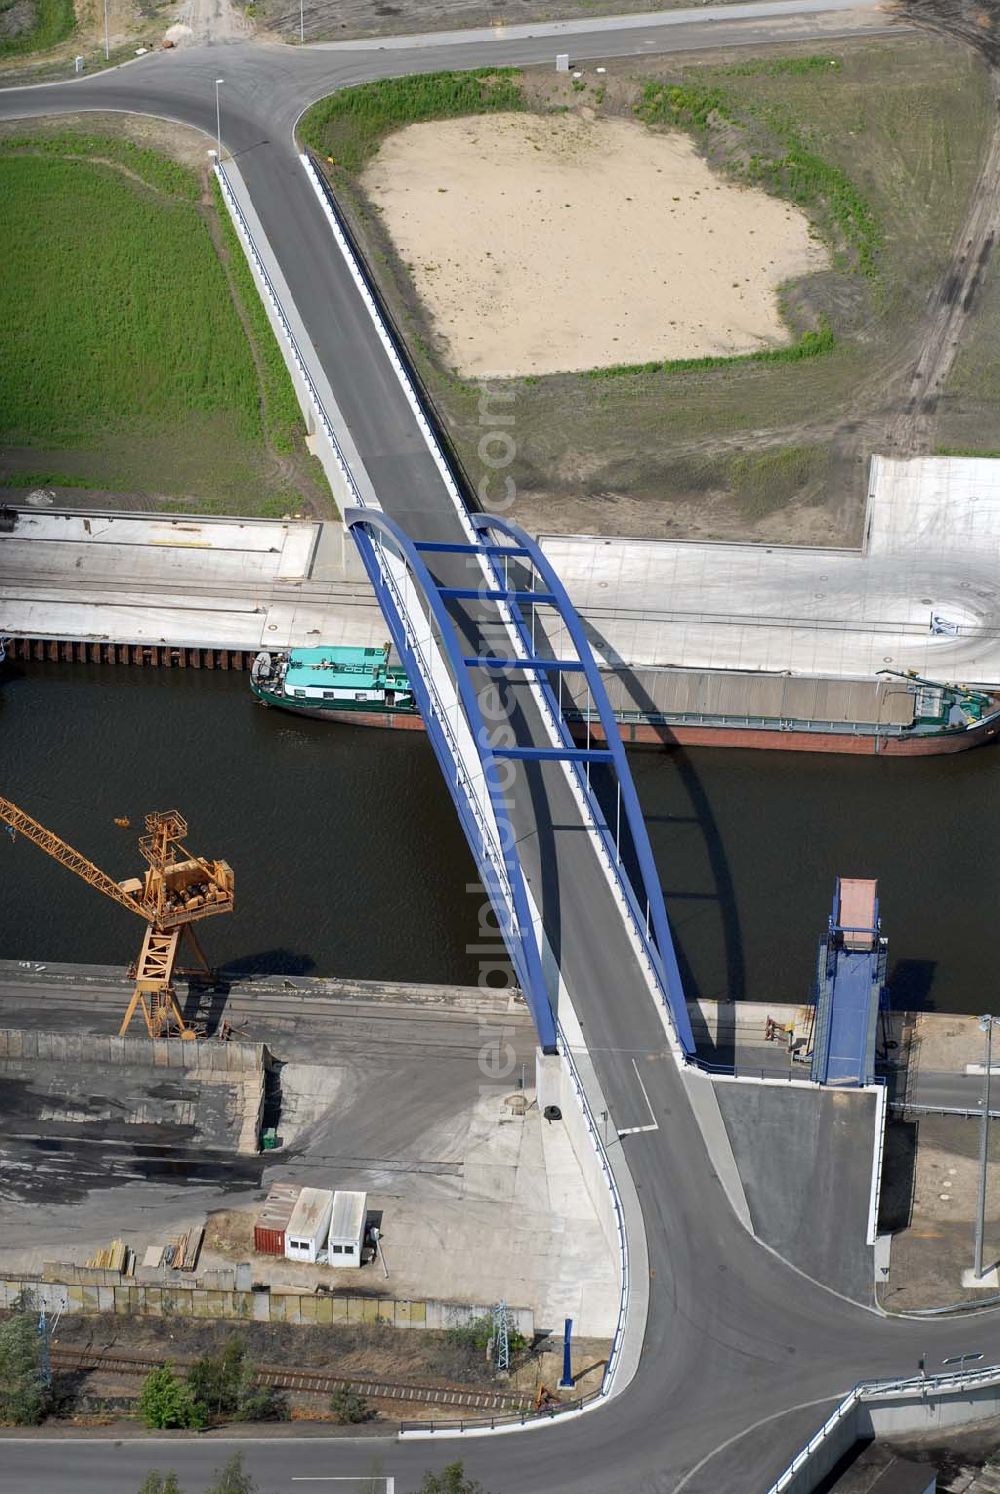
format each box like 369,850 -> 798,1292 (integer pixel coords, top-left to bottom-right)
617,1057 -> 659,1135
291,1480 -> 393,1489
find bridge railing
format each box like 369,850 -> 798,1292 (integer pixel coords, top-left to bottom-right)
361,529 -> 514,915
468,516 -> 695,1058
349,514 -> 556,1045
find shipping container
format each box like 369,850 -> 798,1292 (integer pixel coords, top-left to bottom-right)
286,1187 -> 335,1264
328,1190 -> 367,1268
253,1182 -> 301,1256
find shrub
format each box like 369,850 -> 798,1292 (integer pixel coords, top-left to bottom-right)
419,1462 -> 489,1494
330,1386 -> 375,1424
187,1337 -> 285,1423
204,1454 -> 257,1494
137,1366 -> 203,1430
138,1474 -> 184,1494
444,1316 -> 527,1358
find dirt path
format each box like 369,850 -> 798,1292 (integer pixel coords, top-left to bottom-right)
885,73 -> 1000,454
169,0 -> 252,46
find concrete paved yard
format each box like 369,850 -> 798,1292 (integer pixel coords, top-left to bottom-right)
0,970 -> 616,1333
205,1088 -> 617,1334
541,456 -> 1000,685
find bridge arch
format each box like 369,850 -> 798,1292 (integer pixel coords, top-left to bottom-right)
346,506 -> 694,1058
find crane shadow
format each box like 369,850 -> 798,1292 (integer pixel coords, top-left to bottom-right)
179,949 -> 317,1035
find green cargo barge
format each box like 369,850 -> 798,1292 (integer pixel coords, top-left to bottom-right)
250,646 -> 420,728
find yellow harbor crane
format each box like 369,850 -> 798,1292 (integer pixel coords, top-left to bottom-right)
0,799 -> 234,1039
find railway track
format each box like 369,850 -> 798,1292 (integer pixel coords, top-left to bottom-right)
49,1344 -> 533,1413
0,978 -> 529,1059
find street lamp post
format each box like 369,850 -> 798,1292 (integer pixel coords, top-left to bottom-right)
974,1015 -> 999,1278
299,0 -> 304,44
214,78 -> 224,165
103,0 -> 109,60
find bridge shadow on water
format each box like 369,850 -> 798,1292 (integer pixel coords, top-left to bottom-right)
430,574 -> 749,1046
575,625 -> 747,1065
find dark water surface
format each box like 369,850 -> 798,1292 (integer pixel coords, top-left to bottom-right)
0,663 -> 994,1013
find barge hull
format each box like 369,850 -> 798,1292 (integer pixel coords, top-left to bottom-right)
271,704 -> 1000,755
604,717 -> 1000,756
10,639 -> 999,756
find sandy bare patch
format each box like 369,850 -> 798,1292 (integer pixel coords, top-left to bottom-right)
362,112 -> 828,377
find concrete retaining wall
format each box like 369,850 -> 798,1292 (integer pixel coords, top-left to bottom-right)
2,1275 -> 532,1337
768,1376 -> 1000,1493
0,1029 -> 267,1155
866,1382 -> 1000,1435
0,1028 -> 267,1073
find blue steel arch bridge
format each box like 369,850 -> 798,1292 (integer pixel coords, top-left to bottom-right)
346,507 -> 696,1060
348,505 -> 883,1088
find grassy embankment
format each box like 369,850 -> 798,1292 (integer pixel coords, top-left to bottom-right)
300,43 -> 990,540
0,0 -> 74,58
0,131 -> 321,516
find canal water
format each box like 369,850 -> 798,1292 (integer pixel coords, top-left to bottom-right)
0,662 -> 994,1014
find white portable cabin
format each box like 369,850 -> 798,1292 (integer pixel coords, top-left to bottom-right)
284,1186 -> 334,1264
327,1190 -> 367,1268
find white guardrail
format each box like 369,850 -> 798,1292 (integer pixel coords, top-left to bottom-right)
766,1364 -> 1000,1494
558,1021 -> 631,1396
221,155 -> 634,1426
766,1389 -> 861,1494
214,162 -> 366,518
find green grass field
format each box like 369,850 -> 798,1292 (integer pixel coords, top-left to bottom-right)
306,38 -> 990,544
0,134 -> 320,516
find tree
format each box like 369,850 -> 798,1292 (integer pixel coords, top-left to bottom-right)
330,1385 -> 374,1424
187,1338 -> 284,1424
137,1366 -> 204,1430
138,1474 -> 184,1494
0,1310 -> 50,1426
418,1462 -> 489,1494
204,1452 -> 257,1494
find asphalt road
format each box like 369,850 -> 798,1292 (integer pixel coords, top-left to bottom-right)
5,8 -> 1000,1494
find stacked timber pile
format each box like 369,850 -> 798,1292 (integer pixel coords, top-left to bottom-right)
140,1227 -> 204,1273
86,1240 -> 133,1274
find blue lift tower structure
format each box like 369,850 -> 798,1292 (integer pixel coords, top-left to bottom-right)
811,877 -> 887,1087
